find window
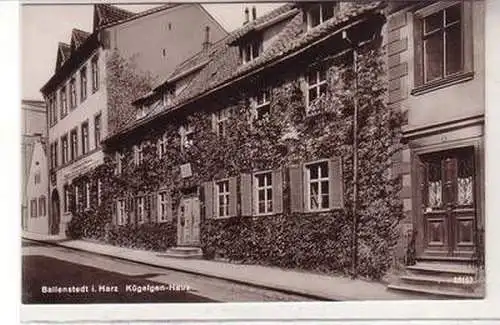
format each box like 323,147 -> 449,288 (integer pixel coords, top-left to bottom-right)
134,144 -> 144,165
74,184 -> 80,212
254,172 -> 273,215
117,199 -> 126,225
48,94 -> 57,126
158,191 -> 170,222
38,196 -> 46,217
216,180 -> 230,218
30,199 -> 37,218
180,124 -> 195,150
81,181 -> 90,210
241,38 -> 262,64
214,108 -> 230,137
94,113 -> 101,148
255,88 -> 271,119
305,161 -> 330,211
306,67 -> 327,111
69,78 -> 77,108
97,179 -> 102,206
91,55 -> 99,92
115,152 -> 123,175
80,66 -> 87,102
50,141 -> 58,170
81,122 -> 89,155
306,3 -> 335,30
157,133 -> 167,158
136,196 -> 145,224
34,172 -> 41,185
60,86 -> 68,118
64,185 -> 70,212
413,3 -> 472,92
70,129 -> 78,160
61,134 -> 69,165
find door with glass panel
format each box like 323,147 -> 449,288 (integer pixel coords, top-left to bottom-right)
419,147 -> 476,257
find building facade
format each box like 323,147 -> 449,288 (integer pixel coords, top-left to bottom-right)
385,0 -> 485,297
40,4 -> 227,235
25,141 -> 49,234
63,1 -> 484,298
21,100 -> 47,231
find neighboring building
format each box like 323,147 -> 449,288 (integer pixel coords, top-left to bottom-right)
384,1 -> 485,297
21,99 -> 47,231
40,4 -> 227,235
25,141 -> 49,234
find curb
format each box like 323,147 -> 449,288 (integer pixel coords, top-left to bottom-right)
22,237 -> 335,301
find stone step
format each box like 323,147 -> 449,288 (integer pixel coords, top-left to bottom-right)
163,246 -> 203,259
400,274 -> 477,290
417,255 -> 476,265
387,283 -> 482,299
407,262 -> 476,277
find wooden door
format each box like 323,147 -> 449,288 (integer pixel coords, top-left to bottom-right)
177,197 -> 201,246
419,147 -> 476,258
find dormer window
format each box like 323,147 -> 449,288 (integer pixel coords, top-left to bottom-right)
241,38 -> 262,64
306,3 -> 335,30
136,104 -> 149,119
162,88 -> 175,107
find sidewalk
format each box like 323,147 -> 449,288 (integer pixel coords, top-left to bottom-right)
22,231 -> 417,301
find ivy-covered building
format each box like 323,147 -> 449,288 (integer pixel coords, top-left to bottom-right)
69,1 -> 484,298
40,3 -> 228,235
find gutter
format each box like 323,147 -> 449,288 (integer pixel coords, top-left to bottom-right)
104,8 -> 385,144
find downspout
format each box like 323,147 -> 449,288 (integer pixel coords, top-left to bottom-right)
342,30 -> 359,279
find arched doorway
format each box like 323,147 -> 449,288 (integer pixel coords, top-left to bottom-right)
50,189 -> 60,235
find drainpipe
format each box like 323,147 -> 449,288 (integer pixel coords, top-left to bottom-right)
342,30 -> 359,279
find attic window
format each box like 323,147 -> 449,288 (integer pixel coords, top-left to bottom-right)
306,3 -> 335,30
241,38 -> 262,64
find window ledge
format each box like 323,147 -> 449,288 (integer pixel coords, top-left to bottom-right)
411,71 -> 475,96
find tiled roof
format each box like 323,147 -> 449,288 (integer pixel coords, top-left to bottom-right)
94,4 -> 135,29
71,28 -> 91,49
113,2 -> 385,138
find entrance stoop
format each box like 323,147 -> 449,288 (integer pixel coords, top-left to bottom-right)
163,246 -> 203,259
388,258 -> 484,299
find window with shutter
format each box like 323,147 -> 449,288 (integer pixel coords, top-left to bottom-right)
254,171 -> 273,215
289,164 -> 304,213
203,181 -> 214,219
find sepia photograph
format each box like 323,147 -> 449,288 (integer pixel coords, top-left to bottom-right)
19,0 -> 490,319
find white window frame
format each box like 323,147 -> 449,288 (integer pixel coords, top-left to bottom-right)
115,151 -> 123,175
241,39 -> 261,64
91,55 -> 99,92
306,3 -> 335,30
305,160 -> 330,212
60,86 -> 68,117
214,108 -> 230,137
253,171 -> 273,216
136,196 -> 145,224
306,67 -> 327,111
157,132 -> 167,158
75,184 -> 80,212
157,191 -> 169,222
180,124 -> 195,150
215,179 -> 230,218
64,185 -> 70,212
70,128 -> 78,161
80,66 -> 87,102
97,179 -> 102,206
81,122 -> 89,155
85,181 -> 91,210
61,134 -> 69,164
134,144 -> 144,165
70,77 -> 77,108
254,88 -> 271,119
117,199 -> 126,225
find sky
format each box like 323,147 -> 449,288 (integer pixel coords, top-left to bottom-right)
21,2 -> 283,101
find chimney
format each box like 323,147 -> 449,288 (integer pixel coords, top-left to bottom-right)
202,26 -> 211,50
244,7 -> 249,25
252,6 -> 257,21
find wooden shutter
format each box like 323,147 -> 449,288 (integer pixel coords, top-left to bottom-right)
413,15 -> 424,86
111,200 -> 117,225
203,181 -> 214,219
150,193 -> 157,223
329,157 -> 344,209
289,164 -> 304,213
229,177 -> 238,217
240,173 -> 252,216
272,169 -> 283,214
166,191 -> 173,222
